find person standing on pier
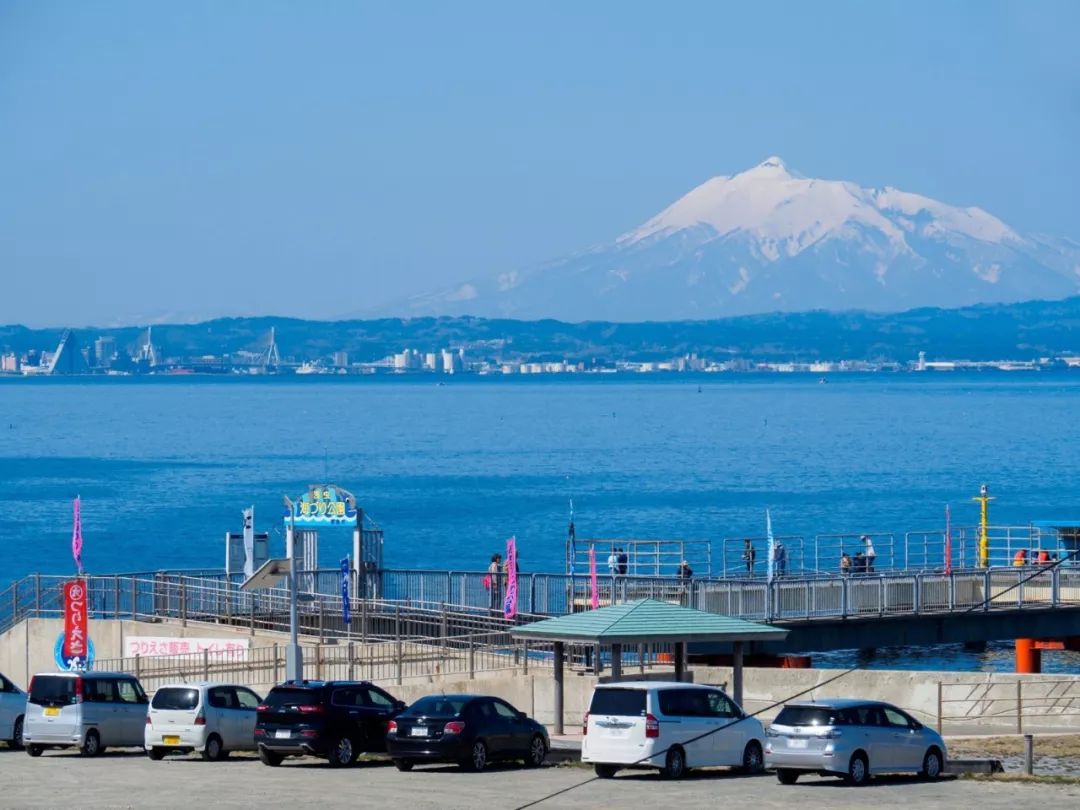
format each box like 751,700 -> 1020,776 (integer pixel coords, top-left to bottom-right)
743,539 -> 756,576
840,552 -> 852,576
774,542 -> 787,577
862,535 -> 877,573
486,553 -> 503,612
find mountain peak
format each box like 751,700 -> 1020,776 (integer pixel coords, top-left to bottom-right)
399,160 -> 1080,322
757,156 -> 787,170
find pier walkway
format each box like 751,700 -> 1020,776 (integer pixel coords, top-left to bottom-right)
4,560 -> 1080,658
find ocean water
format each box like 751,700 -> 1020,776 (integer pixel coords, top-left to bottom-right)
2,373 -> 1079,672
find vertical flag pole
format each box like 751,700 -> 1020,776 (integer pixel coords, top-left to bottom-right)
72,495 -> 84,576
568,498 -> 576,613
944,504 -> 953,575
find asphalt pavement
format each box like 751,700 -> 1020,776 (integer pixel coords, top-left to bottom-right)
1,748 -> 1078,809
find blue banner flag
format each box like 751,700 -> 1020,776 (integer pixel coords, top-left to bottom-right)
340,557 -> 351,625
766,510 -> 775,583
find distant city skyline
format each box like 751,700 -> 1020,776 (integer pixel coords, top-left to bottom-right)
2,1 -> 1078,327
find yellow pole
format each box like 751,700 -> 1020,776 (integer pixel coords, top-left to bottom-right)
973,483 -> 994,568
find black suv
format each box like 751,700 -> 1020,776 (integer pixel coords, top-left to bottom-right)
255,680 -> 405,767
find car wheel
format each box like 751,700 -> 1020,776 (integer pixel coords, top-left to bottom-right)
921,748 -> 943,780
393,759 -> 414,772
259,748 -> 283,767
524,734 -> 546,768
462,739 -> 488,772
776,768 -> 799,785
148,747 -> 166,761
845,752 -> 869,786
660,747 -> 687,780
327,736 -> 356,768
26,744 -> 44,758
741,740 -> 764,774
202,734 -> 226,762
594,764 -> 618,779
81,730 -> 102,758
10,716 -> 24,751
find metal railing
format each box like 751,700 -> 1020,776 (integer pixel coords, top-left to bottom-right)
713,525 -> 1080,576
0,572 -> 546,641
937,678 -> 1080,734
4,564 -> 1080,640
87,633 -> 681,693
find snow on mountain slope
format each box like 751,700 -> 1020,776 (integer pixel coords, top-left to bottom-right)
396,158 -> 1080,321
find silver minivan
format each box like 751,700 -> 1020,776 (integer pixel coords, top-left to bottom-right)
765,699 -> 946,786
23,672 -> 149,757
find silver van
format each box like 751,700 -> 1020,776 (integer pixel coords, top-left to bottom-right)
765,699 -> 946,786
23,672 -> 149,757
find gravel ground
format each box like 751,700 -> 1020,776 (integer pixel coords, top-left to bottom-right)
2,748 -> 1080,809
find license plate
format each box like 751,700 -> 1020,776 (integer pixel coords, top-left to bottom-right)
410,726 -> 428,737
788,737 -> 808,749
44,707 -> 60,717
275,730 -> 291,739
163,736 -> 181,746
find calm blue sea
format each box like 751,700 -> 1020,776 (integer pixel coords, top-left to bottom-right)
2,373 -> 1079,672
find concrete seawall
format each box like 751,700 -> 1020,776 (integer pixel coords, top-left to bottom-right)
4,617 -> 1078,734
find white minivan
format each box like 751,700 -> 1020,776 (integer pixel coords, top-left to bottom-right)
1,672 -> 26,749
23,672 -> 149,756
582,681 -> 765,779
145,682 -> 262,761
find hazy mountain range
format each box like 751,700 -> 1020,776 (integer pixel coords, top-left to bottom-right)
4,296 -> 1080,364
397,157 -> 1080,321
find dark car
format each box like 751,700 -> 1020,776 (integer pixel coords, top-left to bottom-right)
255,680 -> 405,767
386,694 -> 549,772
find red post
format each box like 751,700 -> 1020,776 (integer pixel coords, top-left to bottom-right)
1015,638 -> 1041,673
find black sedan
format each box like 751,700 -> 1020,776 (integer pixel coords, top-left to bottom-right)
386,694 -> 549,772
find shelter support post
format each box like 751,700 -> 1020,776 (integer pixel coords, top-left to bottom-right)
610,643 -> 622,680
553,641 -> 565,736
674,641 -> 686,682
732,641 -> 744,708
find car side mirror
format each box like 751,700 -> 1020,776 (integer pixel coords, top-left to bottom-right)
393,700 -> 406,711
517,711 -> 528,720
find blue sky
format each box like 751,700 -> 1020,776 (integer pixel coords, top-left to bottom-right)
2,0 -> 1078,326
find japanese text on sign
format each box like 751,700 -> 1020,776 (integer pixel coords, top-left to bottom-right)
62,580 -> 89,666
124,636 -> 251,661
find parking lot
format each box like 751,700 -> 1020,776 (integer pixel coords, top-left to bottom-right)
1,750 -> 1079,809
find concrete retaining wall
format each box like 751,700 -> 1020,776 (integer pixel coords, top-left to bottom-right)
4,617 -> 1078,734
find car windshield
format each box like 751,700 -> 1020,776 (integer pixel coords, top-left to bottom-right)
406,696 -> 469,717
152,687 -> 199,710
589,688 -> 646,717
774,706 -> 845,727
29,676 -> 77,706
264,687 -> 319,708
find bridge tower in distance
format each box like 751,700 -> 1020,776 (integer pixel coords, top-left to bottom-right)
47,330 -> 90,374
262,327 -> 281,372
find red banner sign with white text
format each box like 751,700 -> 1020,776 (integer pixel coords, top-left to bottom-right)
62,580 -> 89,663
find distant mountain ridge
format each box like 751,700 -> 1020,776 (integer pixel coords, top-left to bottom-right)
3,296 -> 1080,365
398,157 -> 1080,320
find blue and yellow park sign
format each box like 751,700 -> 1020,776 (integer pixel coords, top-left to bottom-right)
285,485 -> 358,528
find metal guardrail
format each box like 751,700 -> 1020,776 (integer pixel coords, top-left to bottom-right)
937,678 -> 1080,734
0,573 -> 546,641
4,565 -> 1080,641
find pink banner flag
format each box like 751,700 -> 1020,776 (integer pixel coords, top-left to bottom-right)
589,545 -> 599,610
72,496 -> 84,575
944,504 -> 952,575
503,536 -> 518,619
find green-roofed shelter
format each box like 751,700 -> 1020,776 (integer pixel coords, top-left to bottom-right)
511,599 -> 788,734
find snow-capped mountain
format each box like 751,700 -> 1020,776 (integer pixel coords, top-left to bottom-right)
400,157 -> 1080,321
